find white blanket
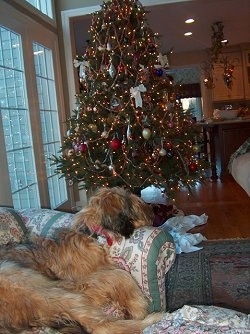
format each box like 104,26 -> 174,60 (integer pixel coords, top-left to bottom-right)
143,305 -> 250,333
231,152 -> 250,197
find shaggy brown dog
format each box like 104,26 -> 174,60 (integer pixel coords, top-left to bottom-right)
0,261 -> 163,334
73,186 -> 154,239
0,229 -> 114,281
0,230 -> 163,333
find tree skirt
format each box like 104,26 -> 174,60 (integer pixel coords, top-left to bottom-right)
166,239 -> 250,314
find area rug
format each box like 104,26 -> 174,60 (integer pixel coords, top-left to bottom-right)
165,239 -> 250,314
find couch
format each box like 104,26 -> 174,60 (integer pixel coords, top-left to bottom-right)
0,206 -> 176,334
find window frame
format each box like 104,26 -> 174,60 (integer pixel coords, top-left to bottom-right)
0,0 -> 71,210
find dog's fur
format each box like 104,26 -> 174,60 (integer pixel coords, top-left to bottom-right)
73,187 -> 154,239
0,229 -> 163,333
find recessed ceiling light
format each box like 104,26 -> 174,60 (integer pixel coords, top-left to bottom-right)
185,18 -> 195,24
184,32 -> 192,36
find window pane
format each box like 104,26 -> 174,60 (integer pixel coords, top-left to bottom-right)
25,0 -> 53,19
0,25 -> 40,209
33,42 -> 67,209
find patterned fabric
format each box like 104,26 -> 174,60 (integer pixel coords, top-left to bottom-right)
109,226 -> 176,312
143,305 -> 250,333
20,329 -> 60,334
0,207 -> 28,245
17,208 -> 75,237
228,136 -> 250,172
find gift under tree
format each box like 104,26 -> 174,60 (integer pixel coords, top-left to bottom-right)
52,0 -> 209,198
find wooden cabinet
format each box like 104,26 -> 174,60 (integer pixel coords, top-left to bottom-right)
242,49 -> 250,99
212,51 -> 244,101
201,120 -> 250,179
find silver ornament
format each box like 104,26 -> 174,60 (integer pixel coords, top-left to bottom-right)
159,148 -> 167,156
142,128 -> 151,140
109,63 -> 116,78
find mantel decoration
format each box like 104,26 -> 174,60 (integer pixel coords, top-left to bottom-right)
52,0 -> 209,199
202,21 -> 234,89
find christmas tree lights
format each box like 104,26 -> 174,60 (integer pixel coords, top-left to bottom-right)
52,0 -> 209,198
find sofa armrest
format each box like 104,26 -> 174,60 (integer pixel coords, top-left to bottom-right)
109,226 -> 176,312
0,207 -> 28,245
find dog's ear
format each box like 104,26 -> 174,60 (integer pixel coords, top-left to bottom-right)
102,213 -> 135,238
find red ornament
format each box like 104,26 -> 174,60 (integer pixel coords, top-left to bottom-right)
165,141 -> 172,150
79,143 -> 88,153
118,63 -> 125,72
152,67 -> 158,76
110,138 -> 122,150
188,162 -> 197,172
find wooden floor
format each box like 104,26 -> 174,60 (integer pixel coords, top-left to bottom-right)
173,175 -> 250,240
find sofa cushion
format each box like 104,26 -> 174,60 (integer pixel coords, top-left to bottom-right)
17,208 -> 74,237
0,207 -> 28,245
109,226 -> 176,313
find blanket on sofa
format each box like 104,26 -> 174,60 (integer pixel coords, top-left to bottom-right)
228,137 -> 250,196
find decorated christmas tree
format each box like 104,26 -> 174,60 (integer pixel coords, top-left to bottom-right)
52,0 -> 209,198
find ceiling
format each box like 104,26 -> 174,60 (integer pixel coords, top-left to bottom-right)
146,0 -> 250,53
68,0 -> 250,55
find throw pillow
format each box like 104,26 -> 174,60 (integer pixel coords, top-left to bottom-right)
109,226 -> 176,313
17,208 -> 75,237
0,207 -> 28,245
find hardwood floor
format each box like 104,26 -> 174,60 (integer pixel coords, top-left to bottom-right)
173,175 -> 250,240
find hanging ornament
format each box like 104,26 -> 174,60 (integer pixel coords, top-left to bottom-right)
73,59 -> 89,81
126,124 -> 132,141
156,68 -> 163,77
73,143 -> 80,152
159,148 -> 167,156
98,45 -> 105,51
67,149 -> 74,157
130,84 -> 147,108
108,164 -> 114,171
106,42 -> 112,51
159,138 -> 166,156
110,137 -> 122,150
88,123 -> 97,133
110,95 -> 121,112
166,150 -> 174,158
142,128 -> 151,140
108,62 -> 116,78
101,124 -> 109,138
118,63 -> 125,72
165,141 -> 173,150
192,143 -> 201,153
158,52 -> 169,68
67,129 -> 73,136
94,160 -> 101,170
189,162 -> 197,172
79,142 -> 88,153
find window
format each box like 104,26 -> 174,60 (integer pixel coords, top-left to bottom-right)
0,1 -> 68,209
25,0 -> 53,19
33,42 -> 67,208
0,26 -> 40,208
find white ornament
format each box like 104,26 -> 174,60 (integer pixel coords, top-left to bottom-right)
101,130 -> 108,138
130,84 -> 147,108
106,42 -> 111,51
73,59 -> 90,80
159,148 -> 167,156
142,128 -> 151,140
158,53 -> 169,68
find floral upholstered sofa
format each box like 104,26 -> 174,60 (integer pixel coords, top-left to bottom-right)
0,206 -> 176,334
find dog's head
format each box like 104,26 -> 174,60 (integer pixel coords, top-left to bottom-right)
73,187 -> 154,239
